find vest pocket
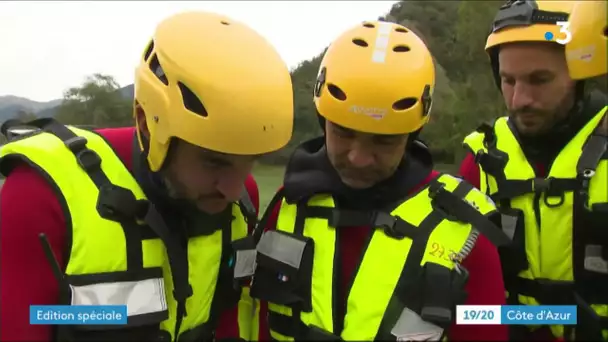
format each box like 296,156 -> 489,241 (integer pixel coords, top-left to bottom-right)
58,267 -> 169,341
250,230 -> 314,312
497,207 -> 528,276
232,235 -> 258,286
580,204 -> 608,262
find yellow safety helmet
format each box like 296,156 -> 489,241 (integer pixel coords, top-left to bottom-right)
313,21 -> 435,135
134,11 -> 294,172
565,1 -> 607,80
485,0 -> 576,88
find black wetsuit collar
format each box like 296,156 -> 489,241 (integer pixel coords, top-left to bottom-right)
282,136 -> 434,211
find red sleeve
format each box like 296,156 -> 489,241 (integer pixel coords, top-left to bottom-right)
212,298 -> 241,339
448,234 -> 508,341
458,152 -> 480,189
0,164 -> 67,342
244,174 -> 260,216
95,127 -> 136,171
214,174 -> 260,340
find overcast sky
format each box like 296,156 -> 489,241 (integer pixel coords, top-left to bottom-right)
0,1 -> 398,102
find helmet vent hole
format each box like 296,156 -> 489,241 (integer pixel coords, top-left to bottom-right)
393,45 -> 411,52
395,27 -> 408,33
604,25 -> 608,37
327,83 -> 347,101
363,22 -> 375,28
352,38 -> 369,47
221,20 -> 230,25
149,54 -> 168,85
178,82 -> 208,117
392,97 -> 417,111
143,40 -> 154,61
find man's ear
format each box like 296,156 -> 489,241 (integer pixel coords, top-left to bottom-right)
135,103 -> 150,139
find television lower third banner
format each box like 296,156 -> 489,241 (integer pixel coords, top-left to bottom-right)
29,304 -> 576,326
456,305 -> 577,325
30,305 -> 127,325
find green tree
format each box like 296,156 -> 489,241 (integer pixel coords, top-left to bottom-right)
55,73 -> 133,128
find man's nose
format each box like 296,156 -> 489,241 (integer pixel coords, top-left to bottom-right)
216,172 -> 248,202
512,82 -> 534,109
347,142 -> 374,168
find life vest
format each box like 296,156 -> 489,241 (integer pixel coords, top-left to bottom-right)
233,173 -> 509,340
463,107 -> 608,340
0,118 -> 257,342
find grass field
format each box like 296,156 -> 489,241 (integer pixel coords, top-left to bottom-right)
252,163 -> 286,212
251,162 -> 457,212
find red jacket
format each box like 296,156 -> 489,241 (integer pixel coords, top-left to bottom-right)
0,127 -> 258,341
256,170 -> 508,341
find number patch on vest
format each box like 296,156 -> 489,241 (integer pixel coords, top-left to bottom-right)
429,242 -> 457,262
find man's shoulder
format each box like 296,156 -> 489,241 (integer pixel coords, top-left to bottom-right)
1,126 -> 136,192
414,169 -> 441,190
93,126 -> 136,170
94,126 -> 136,142
0,163 -> 62,216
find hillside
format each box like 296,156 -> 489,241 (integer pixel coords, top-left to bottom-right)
0,95 -> 61,122
0,85 -> 134,121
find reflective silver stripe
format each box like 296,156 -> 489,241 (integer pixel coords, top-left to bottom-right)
584,244 -> 608,274
391,307 -> 444,341
234,249 -> 257,279
257,230 -> 307,269
70,277 -> 167,316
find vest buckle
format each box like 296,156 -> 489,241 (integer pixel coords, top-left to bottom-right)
64,136 -> 102,172
97,184 -> 140,221
475,149 -> 508,176
372,211 -> 403,239
533,177 -> 566,208
532,177 -> 551,193
173,284 -> 194,302
64,135 -> 87,151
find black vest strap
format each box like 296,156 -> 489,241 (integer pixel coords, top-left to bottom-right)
375,209 -> 451,341
428,178 -> 511,248
25,118 -> 147,273
13,118 -> 193,340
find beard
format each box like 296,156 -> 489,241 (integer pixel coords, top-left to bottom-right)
162,172 -> 228,214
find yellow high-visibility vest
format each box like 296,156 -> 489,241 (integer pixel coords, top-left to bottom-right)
0,120 -> 257,341
242,173 -> 504,340
463,107 -> 608,340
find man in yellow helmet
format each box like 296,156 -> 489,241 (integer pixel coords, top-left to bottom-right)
459,0 -> 608,340
231,20 -> 510,341
0,11 -> 293,342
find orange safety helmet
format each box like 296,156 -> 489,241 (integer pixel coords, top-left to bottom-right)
134,11 -> 294,172
565,1 -> 607,80
313,20 -> 435,135
485,0 -> 576,88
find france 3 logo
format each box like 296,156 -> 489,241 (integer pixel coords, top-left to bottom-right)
544,21 -> 572,45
